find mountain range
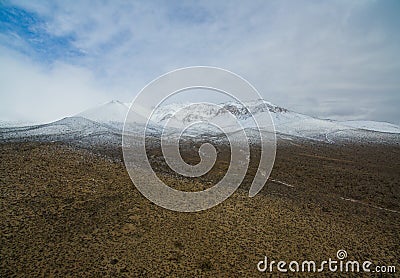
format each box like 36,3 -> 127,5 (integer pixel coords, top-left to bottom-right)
1,99 -> 399,145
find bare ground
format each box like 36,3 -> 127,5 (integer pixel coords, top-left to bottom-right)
1,141 -> 399,277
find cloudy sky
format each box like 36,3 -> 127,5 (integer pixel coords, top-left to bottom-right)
0,0 -> 399,124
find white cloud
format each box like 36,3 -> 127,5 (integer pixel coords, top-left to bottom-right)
2,0 -> 400,124
0,47 -> 110,122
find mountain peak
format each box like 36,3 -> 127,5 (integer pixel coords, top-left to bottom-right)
77,100 -> 129,123
73,99 -> 400,136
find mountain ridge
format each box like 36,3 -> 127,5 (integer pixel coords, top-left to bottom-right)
76,99 -> 400,135
1,99 -> 399,145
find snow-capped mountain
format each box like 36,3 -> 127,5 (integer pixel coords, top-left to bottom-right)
0,117 -> 120,141
74,99 -> 400,134
148,100 -> 355,138
1,99 -> 399,144
77,100 -> 130,123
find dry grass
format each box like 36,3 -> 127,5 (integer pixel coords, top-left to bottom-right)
1,141 -> 399,277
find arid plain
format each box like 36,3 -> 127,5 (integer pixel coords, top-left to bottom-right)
1,139 -> 399,277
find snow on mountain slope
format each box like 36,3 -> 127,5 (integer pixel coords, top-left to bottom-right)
77,100 -> 151,128
0,117 -> 119,140
73,99 -> 399,138
143,99 -> 400,142
247,111 -> 352,138
2,99 -> 399,144
149,100 -> 352,137
339,120 -> 400,134
72,98 -> 399,134
77,100 -> 129,123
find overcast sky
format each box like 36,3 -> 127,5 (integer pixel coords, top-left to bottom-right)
0,0 -> 399,124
